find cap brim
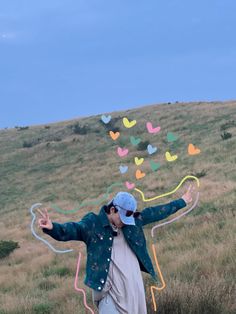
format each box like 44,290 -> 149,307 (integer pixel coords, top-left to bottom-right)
118,211 -> 135,225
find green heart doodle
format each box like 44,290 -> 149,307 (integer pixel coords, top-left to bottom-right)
130,136 -> 141,146
150,161 -> 161,172
167,132 -> 178,142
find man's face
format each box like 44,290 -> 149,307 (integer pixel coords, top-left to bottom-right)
110,208 -> 125,228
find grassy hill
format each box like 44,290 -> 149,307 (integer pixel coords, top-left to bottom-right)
0,101 -> 235,314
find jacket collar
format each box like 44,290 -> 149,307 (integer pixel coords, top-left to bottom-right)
98,206 -> 111,227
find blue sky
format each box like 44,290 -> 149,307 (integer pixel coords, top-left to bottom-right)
0,0 -> 235,128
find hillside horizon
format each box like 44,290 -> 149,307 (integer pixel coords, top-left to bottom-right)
1,99 -> 235,130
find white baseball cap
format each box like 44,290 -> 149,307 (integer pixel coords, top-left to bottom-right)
110,191 -> 137,225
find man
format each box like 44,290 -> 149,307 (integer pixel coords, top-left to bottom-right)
38,184 -> 194,313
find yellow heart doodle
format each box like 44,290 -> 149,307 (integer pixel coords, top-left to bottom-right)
134,157 -> 144,166
165,151 -> 178,162
123,117 -> 137,128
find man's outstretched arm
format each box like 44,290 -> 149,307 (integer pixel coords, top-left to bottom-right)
38,207 -> 91,243
140,184 -> 194,226
42,219 -> 90,242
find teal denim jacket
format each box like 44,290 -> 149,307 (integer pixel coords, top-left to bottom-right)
43,198 -> 186,291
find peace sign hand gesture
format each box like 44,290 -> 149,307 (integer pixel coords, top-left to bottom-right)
37,208 -> 53,230
181,183 -> 194,204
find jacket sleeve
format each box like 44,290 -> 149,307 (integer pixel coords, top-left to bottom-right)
42,214 -> 92,243
140,198 -> 187,226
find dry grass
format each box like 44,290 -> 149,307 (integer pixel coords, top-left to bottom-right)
0,101 -> 235,313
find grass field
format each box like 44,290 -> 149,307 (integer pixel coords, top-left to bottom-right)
0,101 -> 235,313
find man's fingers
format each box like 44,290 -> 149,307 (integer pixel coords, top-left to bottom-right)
186,184 -> 192,194
42,208 -> 51,220
44,208 -> 49,219
190,184 -> 196,193
189,183 -> 196,192
38,218 -> 45,227
37,208 -> 46,218
37,208 -> 51,222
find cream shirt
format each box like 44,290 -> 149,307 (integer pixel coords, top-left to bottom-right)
93,228 -> 147,314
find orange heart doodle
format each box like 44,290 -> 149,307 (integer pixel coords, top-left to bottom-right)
135,169 -> 146,180
109,131 -> 120,140
188,143 -> 201,155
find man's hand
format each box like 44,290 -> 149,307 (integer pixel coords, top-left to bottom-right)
37,208 -> 53,230
181,183 -> 194,204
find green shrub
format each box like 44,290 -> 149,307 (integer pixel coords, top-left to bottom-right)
23,140 -> 34,148
22,138 -> 41,148
137,140 -> 150,151
110,127 -> 120,132
191,169 -> 207,178
221,131 -> 232,140
0,240 -> 20,259
43,266 -> 72,277
15,126 -> 29,130
99,116 -> 120,131
54,266 -> 72,277
32,303 -> 53,314
18,126 -> 29,131
69,122 -> 90,135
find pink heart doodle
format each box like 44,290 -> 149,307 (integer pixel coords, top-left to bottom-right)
117,147 -> 129,157
125,181 -> 135,190
146,122 -> 161,134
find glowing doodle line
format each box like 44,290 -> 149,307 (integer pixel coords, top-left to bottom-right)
74,252 -> 95,314
150,192 -> 200,312
30,204 -> 92,311
151,191 -> 200,237
30,211 -> 94,312
135,176 -> 200,312
151,242 -> 166,287
30,183 -> 124,313
72,182 -> 127,313
134,175 -> 200,202
50,182 -> 124,214
134,175 -> 200,311
29,203 -> 73,253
